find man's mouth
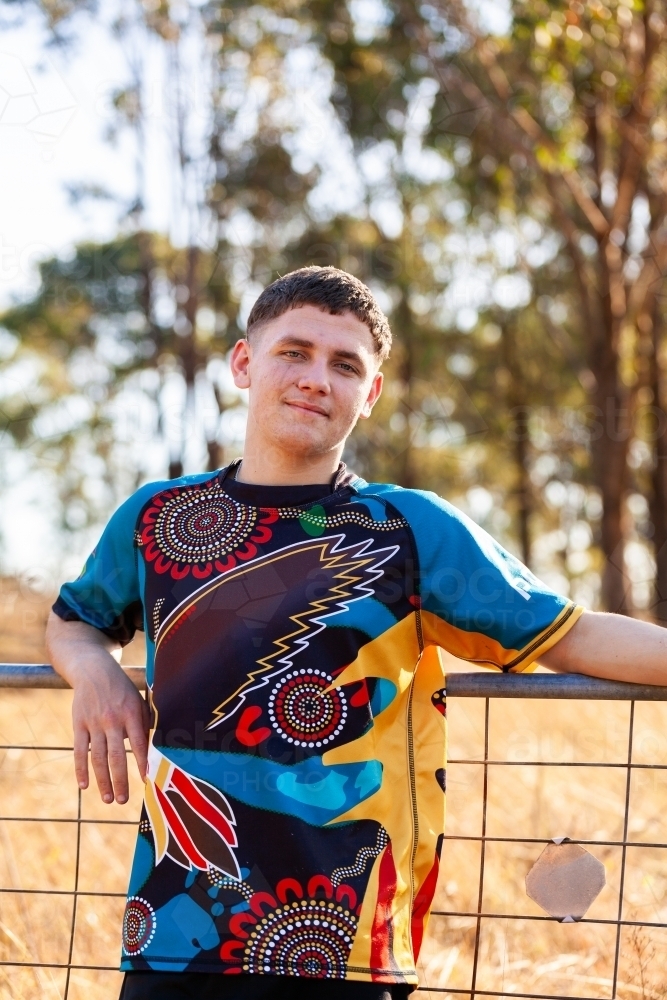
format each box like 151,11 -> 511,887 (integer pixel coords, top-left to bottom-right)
284,400 -> 329,417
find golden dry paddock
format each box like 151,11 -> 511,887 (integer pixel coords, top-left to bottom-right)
1,580 -> 667,999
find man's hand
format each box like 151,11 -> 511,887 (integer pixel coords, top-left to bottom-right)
46,612 -> 151,804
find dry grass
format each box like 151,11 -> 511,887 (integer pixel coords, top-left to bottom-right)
418,672 -> 667,1000
0,585 -> 666,998
0,577 -> 54,665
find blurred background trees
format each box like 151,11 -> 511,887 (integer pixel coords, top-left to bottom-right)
1,0 -> 667,620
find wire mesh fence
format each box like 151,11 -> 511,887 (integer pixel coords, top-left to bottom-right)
0,665 -> 666,1000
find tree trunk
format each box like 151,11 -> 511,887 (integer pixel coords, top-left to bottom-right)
514,412 -> 531,569
206,440 -> 223,471
650,303 -> 667,623
395,296 -> 415,489
207,382 -> 225,472
597,421 -> 631,613
182,244 -> 199,390
502,319 -> 532,567
170,245 -> 200,479
590,248 -> 634,614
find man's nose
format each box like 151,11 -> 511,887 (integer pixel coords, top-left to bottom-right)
296,362 -> 331,394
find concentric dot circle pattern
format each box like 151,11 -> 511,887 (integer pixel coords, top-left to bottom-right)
154,487 -> 257,564
268,670 -> 347,747
243,898 -> 357,978
122,896 -> 156,956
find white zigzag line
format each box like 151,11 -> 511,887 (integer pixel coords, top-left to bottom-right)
205,535 -> 399,729
155,533 -> 346,647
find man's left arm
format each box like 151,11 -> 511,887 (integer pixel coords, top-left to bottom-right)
540,610 -> 667,685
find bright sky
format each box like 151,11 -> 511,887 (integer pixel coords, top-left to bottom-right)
0,5 -> 173,309
1,7 -> 165,579
0,0 -> 511,312
0,0 -> 512,585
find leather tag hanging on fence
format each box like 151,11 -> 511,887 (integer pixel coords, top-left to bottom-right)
525,838 -> 606,922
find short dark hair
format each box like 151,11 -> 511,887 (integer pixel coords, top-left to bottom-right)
246,266 -> 392,361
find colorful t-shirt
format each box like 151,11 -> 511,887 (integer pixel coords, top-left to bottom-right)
53,463 -> 582,985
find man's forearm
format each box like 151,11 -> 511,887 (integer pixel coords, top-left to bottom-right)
46,612 -> 123,682
540,609 -> 667,685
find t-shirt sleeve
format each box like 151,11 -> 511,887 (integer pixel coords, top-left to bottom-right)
52,492 -> 146,646
373,487 -> 583,672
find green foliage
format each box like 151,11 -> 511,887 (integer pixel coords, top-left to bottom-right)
4,0 -> 667,612
0,234 -> 239,530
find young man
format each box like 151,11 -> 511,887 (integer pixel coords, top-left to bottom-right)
47,266 -> 667,1000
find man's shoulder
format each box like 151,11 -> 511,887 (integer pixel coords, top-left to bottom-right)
137,469 -> 221,499
107,469 -> 222,528
352,479 -> 478,535
353,479 -> 460,518
352,479 -> 495,551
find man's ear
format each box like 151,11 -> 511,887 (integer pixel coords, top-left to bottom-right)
359,371 -> 383,420
230,339 -> 252,389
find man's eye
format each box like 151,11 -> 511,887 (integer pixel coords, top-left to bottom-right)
336,363 -> 357,373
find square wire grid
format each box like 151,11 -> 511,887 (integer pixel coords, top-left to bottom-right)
421,687 -> 666,1000
1,667 -> 666,1000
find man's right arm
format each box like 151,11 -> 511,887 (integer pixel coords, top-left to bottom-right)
46,612 -> 151,805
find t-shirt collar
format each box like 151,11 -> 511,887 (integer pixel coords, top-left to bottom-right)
219,458 -> 357,494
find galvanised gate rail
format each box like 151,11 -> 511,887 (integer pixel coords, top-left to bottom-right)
1,665 -> 666,1000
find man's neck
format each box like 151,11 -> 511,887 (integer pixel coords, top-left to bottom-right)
235,449 -> 342,486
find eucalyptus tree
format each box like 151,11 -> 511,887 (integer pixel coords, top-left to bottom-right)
212,0 -> 587,573
9,0 -> 665,616
0,236 -> 245,531
401,0 -> 667,612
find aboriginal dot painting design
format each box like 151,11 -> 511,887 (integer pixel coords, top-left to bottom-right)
122,896 -> 156,956
243,898 -> 358,978
207,868 -> 254,900
152,487 -> 255,564
139,481 -> 276,580
268,670 -> 347,747
57,461 -> 574,981
279,507 -> 408,532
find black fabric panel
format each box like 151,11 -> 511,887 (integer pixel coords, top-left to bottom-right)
52,595 -> 144,646
223,479 -> 331,507
119,971 -> 413,999
219,460 -> 357,507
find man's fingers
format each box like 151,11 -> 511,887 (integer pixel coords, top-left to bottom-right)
73,727 -> 90,790
126,715 -> 149,783
73,689 -> 151,803
89,731 -> 114,803
106,729 -> 130,804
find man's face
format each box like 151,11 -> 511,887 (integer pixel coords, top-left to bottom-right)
230,305 -> 383,460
